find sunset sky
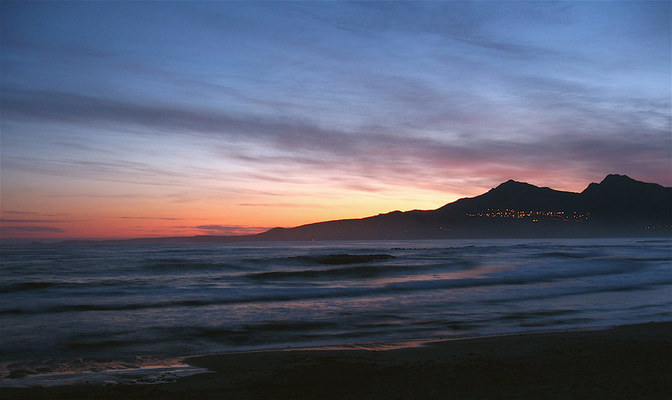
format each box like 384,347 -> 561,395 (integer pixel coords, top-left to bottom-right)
2,1 -> 670,239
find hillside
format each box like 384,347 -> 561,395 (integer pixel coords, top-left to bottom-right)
70,174 -> 671,245
251,174 -> 671,241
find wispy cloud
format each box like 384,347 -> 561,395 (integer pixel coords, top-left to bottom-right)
120,217 -> 184,221
238,203 -> 323,208
4,84 -> 670,197
2,211 -> 70,217
1,219 -> 66,223
193,225 -> 270,235
1,226 -> 66,234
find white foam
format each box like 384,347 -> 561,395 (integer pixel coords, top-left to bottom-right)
0,365 -> 211,388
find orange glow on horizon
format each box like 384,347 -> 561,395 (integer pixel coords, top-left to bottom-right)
1,173 -> 656,240
1,184 -> 463,240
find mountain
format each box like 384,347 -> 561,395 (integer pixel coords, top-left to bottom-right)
580,174 -> 672,222
250,174 -> 671,241
73,174 -> 670,245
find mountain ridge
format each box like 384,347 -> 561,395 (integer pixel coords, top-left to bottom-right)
244,174 -> 671,242
56,174 -> 672,244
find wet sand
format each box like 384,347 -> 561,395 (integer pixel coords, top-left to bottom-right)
2,322 -> 670,399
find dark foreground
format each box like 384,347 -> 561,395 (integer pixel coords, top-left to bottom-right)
3,322 -> 671,400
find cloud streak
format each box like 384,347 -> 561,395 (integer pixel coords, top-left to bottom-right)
193,225 -> 270,235
4,84 -> 670,195
1,226 -> 66,234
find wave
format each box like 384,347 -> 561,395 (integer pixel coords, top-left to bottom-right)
621,257 -> 672,262
497,309 -> 578,321
243,260 -> 470,280
480,280 -> 672,305
245,265 -> 391,280
0,281 -> 61,294
60,320 -> 342,351
141,258 -> 246,272
246,253 -> 396,267
308,254 -> 396,265
537,251 -> 598,259
244,260 -> 475,280
3,258 -> 666,316
0,279 -> 130,294
385,260 -> 654,292
518,317 -> 594,328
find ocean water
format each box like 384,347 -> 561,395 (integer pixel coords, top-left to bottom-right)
1,238 -> 670,385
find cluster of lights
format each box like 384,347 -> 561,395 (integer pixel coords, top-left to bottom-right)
467,209 -> 590,222
644,225 -> 671,230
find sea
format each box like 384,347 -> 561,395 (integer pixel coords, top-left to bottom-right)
1,237 -> 670,386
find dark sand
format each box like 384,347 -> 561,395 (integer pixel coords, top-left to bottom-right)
2,322 -> 671,399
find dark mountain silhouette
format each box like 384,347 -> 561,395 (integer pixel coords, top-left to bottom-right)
249,174 -> 671,241
580,174 -> 672,222
67,174 -> 670,245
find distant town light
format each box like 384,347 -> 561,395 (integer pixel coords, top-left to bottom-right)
466,209 -> 590,222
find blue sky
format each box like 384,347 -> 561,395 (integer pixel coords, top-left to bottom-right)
1,1 -> 671,238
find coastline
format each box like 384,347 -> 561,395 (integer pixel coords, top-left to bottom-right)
2,321 -> 670,399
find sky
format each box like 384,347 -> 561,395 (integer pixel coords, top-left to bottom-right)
1,1 -> 670,239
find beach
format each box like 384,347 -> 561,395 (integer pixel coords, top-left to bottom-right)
2,321 -> 670,399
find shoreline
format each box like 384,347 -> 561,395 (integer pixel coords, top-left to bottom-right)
0,321 -> 648,385
2,321 -> 670,399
